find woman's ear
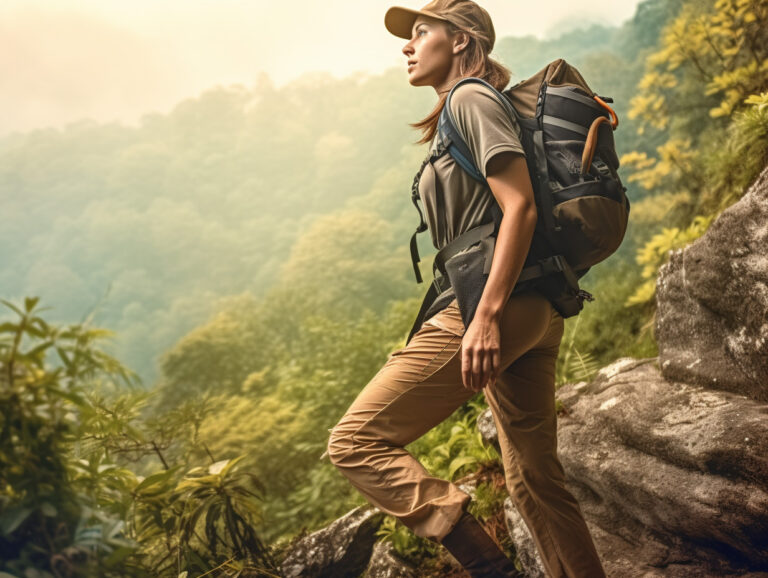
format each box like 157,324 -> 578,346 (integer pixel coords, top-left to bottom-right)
452,30 -> 470,54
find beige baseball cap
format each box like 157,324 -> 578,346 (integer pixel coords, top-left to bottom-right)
384,0 -> 495,51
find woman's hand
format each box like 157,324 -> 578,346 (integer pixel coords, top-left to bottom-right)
461,312 -> 501,392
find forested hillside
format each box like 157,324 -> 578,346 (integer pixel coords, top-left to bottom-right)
1,0 -> 766,575
1,0 -> 682,385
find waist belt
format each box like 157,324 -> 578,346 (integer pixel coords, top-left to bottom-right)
432,253 -> 577,296
432,221 -> 496,278
406,220 -> 585,345
430,218 -> 579,296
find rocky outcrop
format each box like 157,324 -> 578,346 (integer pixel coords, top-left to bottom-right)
484,356 -> 768,577
362,539 -> 419,578
656,163 -> 768,402
503,498 -> 545,578
490,164 -> 768,576
280,505 -> 385,578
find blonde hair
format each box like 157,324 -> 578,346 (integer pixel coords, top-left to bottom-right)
410,20 -> 511,146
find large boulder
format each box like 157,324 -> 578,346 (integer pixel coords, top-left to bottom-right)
656,163 -> 768,402
485,357 -> 768,577
280,505 -> 385,578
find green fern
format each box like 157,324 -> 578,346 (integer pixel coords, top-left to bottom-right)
556,315 -> 600,386
625,214 -> 714,307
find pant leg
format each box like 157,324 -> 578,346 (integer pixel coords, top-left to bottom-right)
484,303 -> 607,578
327,302 -> 475,542
327,293 -> 553,543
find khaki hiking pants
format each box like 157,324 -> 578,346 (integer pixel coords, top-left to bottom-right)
327,291 -> 606,578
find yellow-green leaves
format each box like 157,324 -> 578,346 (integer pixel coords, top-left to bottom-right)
625,214 -> 715,306
630,0 -> 768,132
621,139 -> 695,191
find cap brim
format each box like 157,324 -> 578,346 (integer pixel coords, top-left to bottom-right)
384,6 -> 449,40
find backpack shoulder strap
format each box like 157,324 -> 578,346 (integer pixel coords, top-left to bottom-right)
439,77 -> 518,184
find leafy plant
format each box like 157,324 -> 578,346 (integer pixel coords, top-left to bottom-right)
625,214 -> 714,307
408,396 -> 498,482
174,456 -> 275,572
556,315 -> 601,387
0,296 -> 277,577
374,516 -> 438,564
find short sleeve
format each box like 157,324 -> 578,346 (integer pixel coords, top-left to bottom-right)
448,83 -> 526,178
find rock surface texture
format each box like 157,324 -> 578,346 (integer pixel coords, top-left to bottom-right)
656,163 -> 768,402
484,356 -> 768,577
362,539 -> 419,578
280,505 -> 384,578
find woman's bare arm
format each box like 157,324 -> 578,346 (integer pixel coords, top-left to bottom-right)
476,151 -> 537,321
460,150 -> 537,392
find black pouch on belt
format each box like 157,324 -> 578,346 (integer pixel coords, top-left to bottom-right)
443,235 -> 496,329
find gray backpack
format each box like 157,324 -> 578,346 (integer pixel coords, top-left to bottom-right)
407,59 -> 630,344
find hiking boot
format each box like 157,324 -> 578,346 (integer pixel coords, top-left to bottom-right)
440,510 -> 523,577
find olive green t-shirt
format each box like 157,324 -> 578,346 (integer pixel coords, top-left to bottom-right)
417,82 -> 526,251
416,82 -> 527,332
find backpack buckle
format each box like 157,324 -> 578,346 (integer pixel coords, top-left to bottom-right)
577,289 -> 595,303
538,255 -> 580,292
593,158 -> 612,178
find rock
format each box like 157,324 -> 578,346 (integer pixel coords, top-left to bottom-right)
503,497 -> 545,578
477,406 -> 500,453
656,163 -> 768,402
363,539 -> 418,578
558,358 -> 768,490
541,358 -> 767,576
280,505 -> 385,578
560,361 -> 768,575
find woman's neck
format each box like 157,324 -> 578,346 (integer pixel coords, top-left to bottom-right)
436,75 -> 465,97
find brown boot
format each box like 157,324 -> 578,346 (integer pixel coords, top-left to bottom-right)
440,510 -> 523,577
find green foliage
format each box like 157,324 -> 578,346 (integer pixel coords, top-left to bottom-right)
620,138 -> 696,192
277,209 -> 414,317
173,457 -> 275,573
0,296 -> 137,575
629,0 -> 768,135
469,480 -> 510,522
697,91 -> 768,214
0,297 -> 278,576
267,462 -> 366,544
555,315 -> 601,387
0,68 -> 432,384
554,257 -> 659,370
617,0 -> 768,329
374,516 -> 438,565
626,214 -> 714,307
407,397 -> 498,482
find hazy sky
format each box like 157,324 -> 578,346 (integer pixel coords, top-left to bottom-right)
1,0 -> 643,136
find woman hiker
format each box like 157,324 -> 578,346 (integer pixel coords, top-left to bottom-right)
326,1 -> 607,576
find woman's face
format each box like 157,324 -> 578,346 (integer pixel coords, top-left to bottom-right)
401,15 -> 456,89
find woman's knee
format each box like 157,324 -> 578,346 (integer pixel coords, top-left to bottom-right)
327,420 -> 355,468
327,415 -> 385,470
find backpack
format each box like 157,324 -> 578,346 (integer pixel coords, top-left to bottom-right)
406,58 -> 630,343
